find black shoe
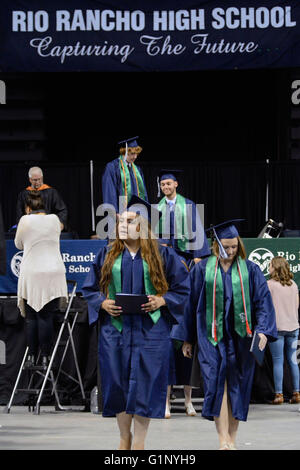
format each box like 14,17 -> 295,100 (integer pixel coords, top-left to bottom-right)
24,355 -> 35,369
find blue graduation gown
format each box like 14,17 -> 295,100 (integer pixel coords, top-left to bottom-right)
159,195 -> 210,259
82,244 -> 190,418
168,260 -> 193,386
101,158 -> 148,212
175,257 -> 277,421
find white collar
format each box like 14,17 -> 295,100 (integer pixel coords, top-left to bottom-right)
166,196 -> 176,204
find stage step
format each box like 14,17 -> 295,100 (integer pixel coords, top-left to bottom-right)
16,389 -> 40,395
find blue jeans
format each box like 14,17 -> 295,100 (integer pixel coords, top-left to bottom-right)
269,329 -> 300,394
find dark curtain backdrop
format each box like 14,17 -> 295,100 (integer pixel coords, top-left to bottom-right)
1,159 -> 300,239
268,161 -> 300,230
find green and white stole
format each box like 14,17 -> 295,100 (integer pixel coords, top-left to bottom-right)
107,252 -> 161,333
157,193 -> 188,251
119,157 -> 146,204
205,256 -> 252,346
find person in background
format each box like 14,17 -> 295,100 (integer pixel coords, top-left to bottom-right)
16,166 -> 68,230
165,251 -> 198,419
176,220 -> 277,450
101,137 -> 148,214
156,169 -> 210,418
82,196 -> 190,450
15,191 -> 68,367
267,256 -> 300,405
157,169 -> 210,264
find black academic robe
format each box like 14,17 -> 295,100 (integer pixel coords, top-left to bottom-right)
173,257 -> 278,421
82,244 -> 190,418
16,187 -> 68,228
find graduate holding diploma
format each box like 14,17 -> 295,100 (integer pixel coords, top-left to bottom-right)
179,219 -> 277,450
82,196 -> 190,450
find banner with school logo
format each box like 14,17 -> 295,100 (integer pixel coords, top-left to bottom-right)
0,239 -> 106,294
1,238 -> 300,294
243,238 -> 300,286
0,1 -> 300,71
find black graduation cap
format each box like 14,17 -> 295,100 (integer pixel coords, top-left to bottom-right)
118,136 -> 139,148
205,219 -> 245,259
127,195 -> 162,225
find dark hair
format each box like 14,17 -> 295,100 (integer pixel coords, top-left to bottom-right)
25,190 -> 45,211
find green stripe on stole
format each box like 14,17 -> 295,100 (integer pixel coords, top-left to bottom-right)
119,157 -> 146,202
108,253 -> 161,333
157,193 -> 188,251
205,256 -> 252,346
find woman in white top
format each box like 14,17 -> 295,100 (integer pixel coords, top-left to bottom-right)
267,256 -> 300,405
15,190 -> 67,367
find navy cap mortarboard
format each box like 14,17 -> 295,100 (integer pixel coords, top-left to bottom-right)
157,169 -> 183,197
205,219 -> 245,259
159,169 -> 183,182
206,219 -> 244,239
118,136 -> 139,148
174,248 -> 194,263
157,239 -> 194,262
127,195 -> 162,224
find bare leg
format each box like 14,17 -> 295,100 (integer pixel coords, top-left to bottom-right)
165,385 -> 171,418
214,381 -> 239,450
214,382 -> 230,449
184,385 -> 192,405
227,399 -> 239,450
184,385 -> 197,416
132,415 -> 151,450
116,412 -> 133,450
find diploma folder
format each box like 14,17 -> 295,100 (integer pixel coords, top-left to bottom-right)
115,294 -> 149,314
250,330 -> 265,366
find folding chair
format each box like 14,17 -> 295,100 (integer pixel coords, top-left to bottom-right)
4,280 -> 86,415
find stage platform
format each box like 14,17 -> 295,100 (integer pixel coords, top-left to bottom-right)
1,402 -> 299,451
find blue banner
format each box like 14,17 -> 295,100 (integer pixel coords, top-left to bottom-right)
1,238 -> 300,295
0,240 -> 106,294
0,1 -> 300,71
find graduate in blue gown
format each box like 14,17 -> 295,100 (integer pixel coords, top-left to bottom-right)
156,169 -> 210,418
157,169 -> 210,264
82,196 -> 190,450
176,220 -> 277,450
101,137 -> 148,214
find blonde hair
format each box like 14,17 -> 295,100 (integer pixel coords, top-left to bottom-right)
269,256 -> 293,286
119,146 -> 142,156
212,236 -> 247,260
100,214 -> 168,297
